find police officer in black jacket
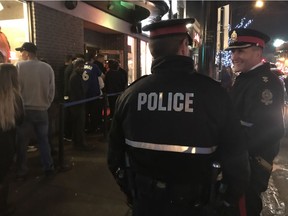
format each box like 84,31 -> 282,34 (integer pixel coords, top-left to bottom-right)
107,18 -> 250,216
227,28 -> 285,216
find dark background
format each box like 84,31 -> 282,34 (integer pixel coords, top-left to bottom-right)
186,1 -> 288,62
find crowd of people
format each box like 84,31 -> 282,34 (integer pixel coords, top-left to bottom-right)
0,42 -> 56,215
61,52 -> 128,150
0,18 -> 285,216
0,41 -> 128,215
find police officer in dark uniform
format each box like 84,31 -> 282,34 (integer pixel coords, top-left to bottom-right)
227,28 -> 285,216
108,18 -> 250,216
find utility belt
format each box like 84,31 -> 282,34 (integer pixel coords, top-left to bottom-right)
134,174 -> 209,206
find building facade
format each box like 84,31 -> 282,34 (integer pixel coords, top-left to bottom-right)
0,1 -> 205,86
0,1 -> 165,89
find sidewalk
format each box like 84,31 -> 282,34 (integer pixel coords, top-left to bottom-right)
8,135 -> 288,216
8,134 -> 131,216
264,137 -> 288,216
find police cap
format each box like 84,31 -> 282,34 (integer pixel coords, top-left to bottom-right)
142,18 -> 195,45
225,28 -> 270,50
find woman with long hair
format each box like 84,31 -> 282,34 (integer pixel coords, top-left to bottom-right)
0,63 -> 24,215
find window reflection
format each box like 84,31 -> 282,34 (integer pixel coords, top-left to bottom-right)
0,1 -> 29,64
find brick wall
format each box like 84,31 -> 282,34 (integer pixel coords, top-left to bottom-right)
84,29 -> 126,68
32,2 -> 84,102
103,34 -> 125,50
32,3 -> 84,72
31,3 -> 128,98
31,3 -> 85,142
28,2 -> 130,142
84,29 -> 125,52
84,29 -> 106,48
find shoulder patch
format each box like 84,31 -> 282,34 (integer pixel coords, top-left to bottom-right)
261,89 -> 273,105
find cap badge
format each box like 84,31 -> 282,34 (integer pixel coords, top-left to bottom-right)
231,30 -> 238,42
261,89 -> 273,105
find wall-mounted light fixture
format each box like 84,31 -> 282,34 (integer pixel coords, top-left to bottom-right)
120,1 -> 135,10
0,3 -> 4,11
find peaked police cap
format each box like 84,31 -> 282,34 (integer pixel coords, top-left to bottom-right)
225,28 -> 270,50
142,18 -> 195,45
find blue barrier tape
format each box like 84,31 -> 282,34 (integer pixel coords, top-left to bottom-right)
63,92 -> 122,108
106,92 -> 123,97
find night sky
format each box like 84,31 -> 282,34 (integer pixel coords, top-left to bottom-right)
230,1 -> 288,61
186,1 -> 288,62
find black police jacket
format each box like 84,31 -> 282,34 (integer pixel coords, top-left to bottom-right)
230,63 -> 284,159
108,55 -> 250,203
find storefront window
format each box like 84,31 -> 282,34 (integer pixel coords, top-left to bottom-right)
0,1 -> 30,64
127,36 -> 136,84
140,40 -> 152,76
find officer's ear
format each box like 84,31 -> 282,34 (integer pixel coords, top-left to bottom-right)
178,37 -> 190,56
252,46 -> 263,58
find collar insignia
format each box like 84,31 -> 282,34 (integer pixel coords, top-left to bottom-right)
231,30 -> 238,42
262,76 -> 269,82
261,89 -> 273,105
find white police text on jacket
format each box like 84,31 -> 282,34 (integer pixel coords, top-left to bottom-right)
137,92 -> 194,112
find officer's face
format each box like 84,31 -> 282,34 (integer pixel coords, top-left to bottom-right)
231,46 -> 262,73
